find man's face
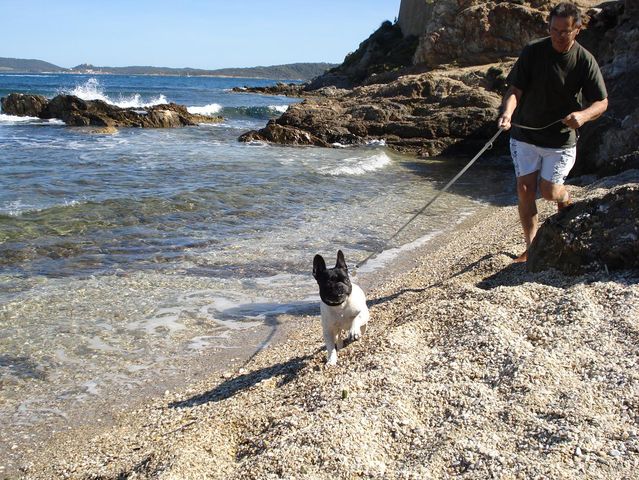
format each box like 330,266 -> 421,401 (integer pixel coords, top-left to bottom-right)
549,16 -> 580,53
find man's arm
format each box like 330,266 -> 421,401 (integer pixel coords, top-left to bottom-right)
562,98 -> 608,129
497,86 -> 523,130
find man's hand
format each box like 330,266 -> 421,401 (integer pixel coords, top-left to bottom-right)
498,86 -> 521,131
562,98 -> 608,129
562,111 -> 587,129
497,113 -> 512,130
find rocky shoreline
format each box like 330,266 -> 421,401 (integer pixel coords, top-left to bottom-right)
237,0 -> 637,178
0,93 -> 222,129
18,170 -> 639,479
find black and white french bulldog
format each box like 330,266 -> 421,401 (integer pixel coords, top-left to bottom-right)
313,250 -> 369,366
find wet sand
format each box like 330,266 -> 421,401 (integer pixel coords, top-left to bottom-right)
14,171 -> 639,479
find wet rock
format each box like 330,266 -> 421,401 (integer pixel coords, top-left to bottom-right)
232,83 -> 305,97
1,94 -> 222,128
527,185 -> 639,274
239,121 -> 330,147
1,93 -> 48,117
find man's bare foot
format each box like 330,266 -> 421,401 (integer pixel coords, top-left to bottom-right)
557,198 -> 572,211
513,251 -> 528,263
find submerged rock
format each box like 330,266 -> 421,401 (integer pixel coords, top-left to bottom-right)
528,183 -> 639,274
0,93 -> 222,128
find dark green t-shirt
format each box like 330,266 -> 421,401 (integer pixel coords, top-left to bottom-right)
507,37 -> 607,148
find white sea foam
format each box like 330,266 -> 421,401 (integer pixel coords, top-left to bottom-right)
270,105 -> 289,113
356,207 -> 477,274
63,77 -> 168,108
0,113 -> 40,123
187,103 -> 222,116
366,138 -> 387,147
321,151 -> 392,176
0,111 -> 63,124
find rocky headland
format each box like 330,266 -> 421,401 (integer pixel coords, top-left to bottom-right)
239,0 -> 638,176
0,93 -> 222,128
237,0 -> 638,276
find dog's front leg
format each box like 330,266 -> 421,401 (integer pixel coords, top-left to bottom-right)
323,327 -> 338,366
347,311 -> 367,342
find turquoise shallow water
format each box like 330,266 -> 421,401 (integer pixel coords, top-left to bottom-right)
0,73 -> 512,462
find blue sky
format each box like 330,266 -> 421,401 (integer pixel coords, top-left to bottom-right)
2,0 -> 401,69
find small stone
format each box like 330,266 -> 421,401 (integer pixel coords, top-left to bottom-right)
575,446 -> 583,457
341,389 -> 348,400
609,449 -> 622,457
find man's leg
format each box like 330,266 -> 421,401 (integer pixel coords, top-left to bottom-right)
515,171 -> 539,262
540,179 -> 571,210
539,145 -> 576,210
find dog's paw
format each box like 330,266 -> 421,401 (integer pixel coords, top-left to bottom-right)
326,350 -> 338,366
347,329 -> 361,342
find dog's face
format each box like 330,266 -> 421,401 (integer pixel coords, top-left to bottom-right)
313,250 -> 352,306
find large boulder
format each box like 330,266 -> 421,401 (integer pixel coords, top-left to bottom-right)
1,93 -> 48,117
527,181 -> 639,274
1,94 -> 222,128
575,1 -> 639,176
412,1 -> 550,67
239,121 -> 330,147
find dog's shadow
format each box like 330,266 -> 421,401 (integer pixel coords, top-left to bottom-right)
169,351 -> 319,409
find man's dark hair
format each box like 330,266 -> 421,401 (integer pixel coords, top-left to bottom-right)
549,2 -> 582,27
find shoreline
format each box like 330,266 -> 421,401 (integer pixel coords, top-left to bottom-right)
1,189 -> 502,478
19,171 -> 638,478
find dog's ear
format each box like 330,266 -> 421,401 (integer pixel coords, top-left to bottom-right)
313,254 -> 326,279
336,250 -> 348,271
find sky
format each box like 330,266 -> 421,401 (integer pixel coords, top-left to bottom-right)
2,0 -> 401,69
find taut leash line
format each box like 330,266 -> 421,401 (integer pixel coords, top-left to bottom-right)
355,127 -> 505,270
511,119 -> 563,130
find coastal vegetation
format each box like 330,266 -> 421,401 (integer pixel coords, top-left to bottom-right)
0,57 -> 337,80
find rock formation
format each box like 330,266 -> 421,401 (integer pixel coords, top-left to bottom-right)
237,0 -> 638,275
240,1 -> 637,170
528,177 -> 639,274
575,0 -> 639,175
240,63 -> 509,156
0,93 -> 222,128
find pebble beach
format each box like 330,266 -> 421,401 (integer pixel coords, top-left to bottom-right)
16,169 -> 639,479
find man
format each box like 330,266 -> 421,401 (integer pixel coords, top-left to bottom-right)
497,2 -> 608,263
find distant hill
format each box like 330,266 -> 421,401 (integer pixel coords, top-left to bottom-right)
0,57 -> 67,73
0,57 -> 336,80
69,63 -> 336,80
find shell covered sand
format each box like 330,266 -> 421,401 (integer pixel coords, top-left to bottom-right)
22,173 -> 639,479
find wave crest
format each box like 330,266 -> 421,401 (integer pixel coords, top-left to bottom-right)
321,152 -> 392,176
62,78 -> 168,108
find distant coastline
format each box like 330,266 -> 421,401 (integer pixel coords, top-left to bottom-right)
0,57 -> 336,81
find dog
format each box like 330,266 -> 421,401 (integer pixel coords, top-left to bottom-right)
313,250 -> 369,366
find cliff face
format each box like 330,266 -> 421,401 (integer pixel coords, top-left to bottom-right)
397,0 -> 435,37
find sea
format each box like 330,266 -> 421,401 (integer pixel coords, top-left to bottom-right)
0,73 -> 512,470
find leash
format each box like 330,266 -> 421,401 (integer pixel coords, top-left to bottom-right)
355,127 -> 505,270
354,116 -> 570,270
511,119 -> 563,130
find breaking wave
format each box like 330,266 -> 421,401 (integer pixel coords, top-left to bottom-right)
62,78 -> 168,108
321,152 -> 393,176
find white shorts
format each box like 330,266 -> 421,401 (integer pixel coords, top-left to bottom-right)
510,138 -> 576,185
